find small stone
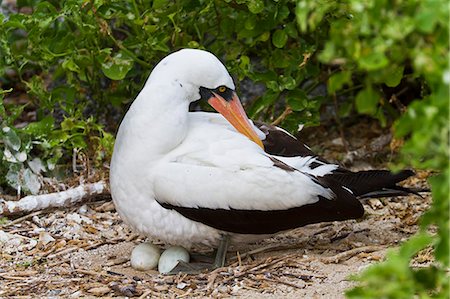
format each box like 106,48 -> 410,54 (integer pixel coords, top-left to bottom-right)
158,246 -> 190,274
88,286 -> 110,296
131,242 -> 161,271
69,291 -> 82,298
38,231 -> 55,246
78,204 -> 88,214
32,215 -> 43,226
0,230 -> 12,243
111,284 -> 140,297
368,198 -> 383,210
331,137 -> 344,147
66,213 -> 82,224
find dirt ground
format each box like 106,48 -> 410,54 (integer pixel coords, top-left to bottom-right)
0,121 -> 433,298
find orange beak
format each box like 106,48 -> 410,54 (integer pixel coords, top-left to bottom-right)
208,91 -> 264,149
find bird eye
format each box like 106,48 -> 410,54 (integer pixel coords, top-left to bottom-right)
218,86 -> 226,93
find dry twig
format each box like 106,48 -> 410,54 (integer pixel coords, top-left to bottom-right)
271,106 -> 292,126
260,277 -> 305,289
321,245 -> 385,263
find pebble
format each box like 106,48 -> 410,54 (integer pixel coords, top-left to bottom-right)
368,198 -> 383,210
158,246 -> 190,274
130,242 -> 161,271
38,231 -> 55,246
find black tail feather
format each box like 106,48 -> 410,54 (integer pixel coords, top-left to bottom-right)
357,187 -> 426,199
329,169 -> 419,198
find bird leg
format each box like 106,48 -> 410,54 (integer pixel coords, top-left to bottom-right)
213,234 -> 230,268
167,234 -> 230,274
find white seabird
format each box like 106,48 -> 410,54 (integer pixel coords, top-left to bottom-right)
110,49 -> 415,271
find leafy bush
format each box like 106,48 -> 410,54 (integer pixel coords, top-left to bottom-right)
0,0 -> 425,188
0,0 -> 448,297
1,0 -> 324,193
0,88 -> 113,194
302,0 -> 448,297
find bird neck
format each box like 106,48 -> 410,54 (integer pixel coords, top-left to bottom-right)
119,83 -> 191,157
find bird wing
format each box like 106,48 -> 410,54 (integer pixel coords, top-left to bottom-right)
256,122 -> 418,198
151,112 -> 364,234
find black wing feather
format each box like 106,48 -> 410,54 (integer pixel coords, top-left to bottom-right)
256,122 -> 418,199
158,176 -> 364,235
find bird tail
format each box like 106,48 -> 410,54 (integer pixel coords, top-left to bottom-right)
329,169 -> 427,199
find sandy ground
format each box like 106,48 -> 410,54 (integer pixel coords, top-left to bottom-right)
0,172 -> 431,298
0,121 -> 432,298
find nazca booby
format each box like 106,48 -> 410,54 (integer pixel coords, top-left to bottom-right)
110,49 -> 416,271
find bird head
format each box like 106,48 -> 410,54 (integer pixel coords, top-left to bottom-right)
149,49 -> 264,149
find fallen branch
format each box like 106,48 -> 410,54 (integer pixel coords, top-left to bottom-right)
0,181 -> 109,217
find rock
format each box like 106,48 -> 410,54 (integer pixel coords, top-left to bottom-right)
131,242 -> 161,271
158,246 -> 190,274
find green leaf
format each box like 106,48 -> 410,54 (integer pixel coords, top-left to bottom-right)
4,14 -> 27,30
359,51 -> 389,71
270,49 -> 290,68
272,29 -> 288,48
398,232 -> 433,258
62,58 -> 80,73
328,71 -> 351,93
248,91 -> 279,118
6,164 -> 21,190
286,90 -> 308,111
339,101 -> 353,117
284,22 -> 298,38
414,1 -> 440,33
153,0 -> 167,9
384,66 -> 404,87
101,51 -> 134,80
247,0 -> 264,14
2,127 -> 21,151
61,118 -> 76,131
279,75 -> 297,90
355,87 -> 380,115
69,135 -> 87,149
22,168 -> 41,195
244,16 -> 256,30
239,55 -> 250,72
24,116 -> 54,137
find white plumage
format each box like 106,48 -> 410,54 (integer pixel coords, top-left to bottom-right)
109,49 -> 340,249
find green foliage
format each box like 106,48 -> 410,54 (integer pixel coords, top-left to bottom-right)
347,233 -> 449,298
1,0 -> 336,126
0,89 -> 113,194
0,0 -> 336,193
298,0 -> 449,297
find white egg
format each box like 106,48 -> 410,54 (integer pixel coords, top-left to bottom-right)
158,246 -> 190,274
130,242 -> 161,271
